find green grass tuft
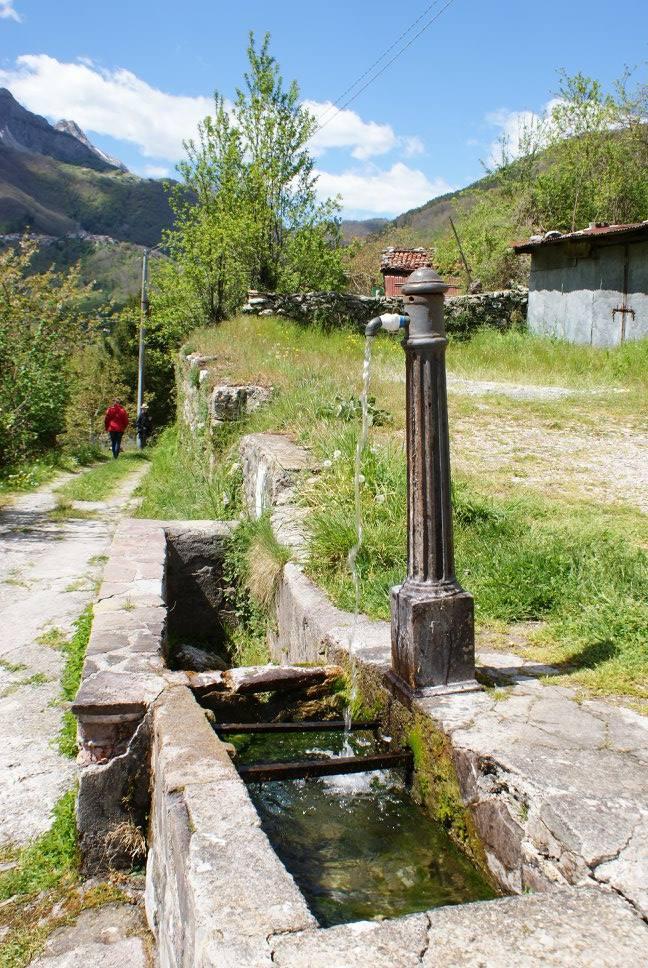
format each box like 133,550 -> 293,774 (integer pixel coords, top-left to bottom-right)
57,451 -> 148,503
56,608 -> 92,758
135,426 -> 241,520
0,789 -> 79,901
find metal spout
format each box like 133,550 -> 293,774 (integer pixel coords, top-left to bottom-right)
365,313 -> 409,337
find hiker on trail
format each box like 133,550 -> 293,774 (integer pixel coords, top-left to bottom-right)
104,398 -> 129,459
135,403 -> 153,449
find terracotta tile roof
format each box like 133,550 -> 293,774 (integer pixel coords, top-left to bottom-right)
380,247 -> 430,273
513,221 -> 648,253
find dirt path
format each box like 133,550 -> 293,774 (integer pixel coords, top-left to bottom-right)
0,464 -> 148,848
453,417 -> 648,514
377,363 -> 647,514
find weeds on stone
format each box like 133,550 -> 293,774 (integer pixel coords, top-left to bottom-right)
64,578 -> 96,593
0,672 -> 51,698
0,659 -> 27,674
88,553 -> 108,566
36,627 -> 68,649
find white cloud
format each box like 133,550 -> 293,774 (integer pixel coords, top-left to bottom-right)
0,1 -> 21,22
402,135 -> 424,157
485,98 -> 563,167
314,162 -> 452,216
0,54 -> 212,159
305,100 -> 397,160
1,55 -> 425,173
305,100 -> 425,161
143,164 -> 171,178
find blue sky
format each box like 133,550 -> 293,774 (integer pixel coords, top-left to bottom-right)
1,0 -> 646,218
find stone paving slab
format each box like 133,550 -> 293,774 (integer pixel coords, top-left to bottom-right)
271,889 -> 648,968
30,902 -> 150,968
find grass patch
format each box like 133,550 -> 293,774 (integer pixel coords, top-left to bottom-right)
0,790 -> 128,968
135,426 -> 242,520
57,451 -> 148,503
47,499 -> 100,523
56,608 -> 92,759
447,327 -> 648,390
0,789 -> 78,901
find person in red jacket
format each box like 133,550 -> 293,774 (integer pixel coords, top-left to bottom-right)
104,399 -> 129,458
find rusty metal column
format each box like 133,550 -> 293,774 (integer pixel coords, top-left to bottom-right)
388,267 -> 480,698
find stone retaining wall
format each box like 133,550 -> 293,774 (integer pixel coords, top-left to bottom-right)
180,352 -> 272,437
241,287 -> 528,336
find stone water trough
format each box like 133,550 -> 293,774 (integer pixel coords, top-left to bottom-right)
70,472 -> 648,966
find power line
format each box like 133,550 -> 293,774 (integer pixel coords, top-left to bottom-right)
315,0 -> 446,129
315,0 -> 458,136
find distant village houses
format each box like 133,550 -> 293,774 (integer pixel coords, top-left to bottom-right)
513,222 -> 648,347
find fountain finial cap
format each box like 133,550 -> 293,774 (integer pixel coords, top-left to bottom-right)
401,266 -> 448,296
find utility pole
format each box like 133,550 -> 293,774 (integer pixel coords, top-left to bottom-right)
136,248 -> 149,448
449,217 -> 472,289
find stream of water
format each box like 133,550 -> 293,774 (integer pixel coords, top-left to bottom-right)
344,334 -> 375,725
230,730 -> 496,926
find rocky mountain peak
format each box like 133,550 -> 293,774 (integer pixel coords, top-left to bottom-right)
54,119 -> 128,172
0,88 -> 125,173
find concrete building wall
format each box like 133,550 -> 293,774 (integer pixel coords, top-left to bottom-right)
527,240 -> 648,347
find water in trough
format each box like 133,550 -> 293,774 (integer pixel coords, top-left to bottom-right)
230,729 -> 496,927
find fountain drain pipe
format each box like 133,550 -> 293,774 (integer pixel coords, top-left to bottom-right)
365,270 -> 480,699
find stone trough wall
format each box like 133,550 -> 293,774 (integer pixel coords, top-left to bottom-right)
144,679 -> 648,968
241,287 -> 528,336
71,518 -> 234,871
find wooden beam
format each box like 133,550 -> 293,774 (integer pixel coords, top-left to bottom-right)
238,751 -> 413,784
215,720 -> 380,735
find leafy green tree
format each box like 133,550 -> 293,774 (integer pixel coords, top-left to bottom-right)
234,33 -> 343,292
162,95 -> 251,324
0,240 -> 96,468
154,32 -> 345,331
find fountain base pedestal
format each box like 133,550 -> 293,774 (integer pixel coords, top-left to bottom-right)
389,581 -> 481,698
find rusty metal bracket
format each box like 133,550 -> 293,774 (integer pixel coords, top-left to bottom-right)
612,305 -> 636,320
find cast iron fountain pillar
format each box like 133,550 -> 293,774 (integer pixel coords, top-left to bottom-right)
388,267 -> 480,698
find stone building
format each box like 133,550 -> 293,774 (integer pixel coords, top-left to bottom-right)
513,222 -> 648,347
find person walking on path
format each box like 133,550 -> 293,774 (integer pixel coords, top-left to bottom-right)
104,398 -> 129,458
135,403 -> 153,449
